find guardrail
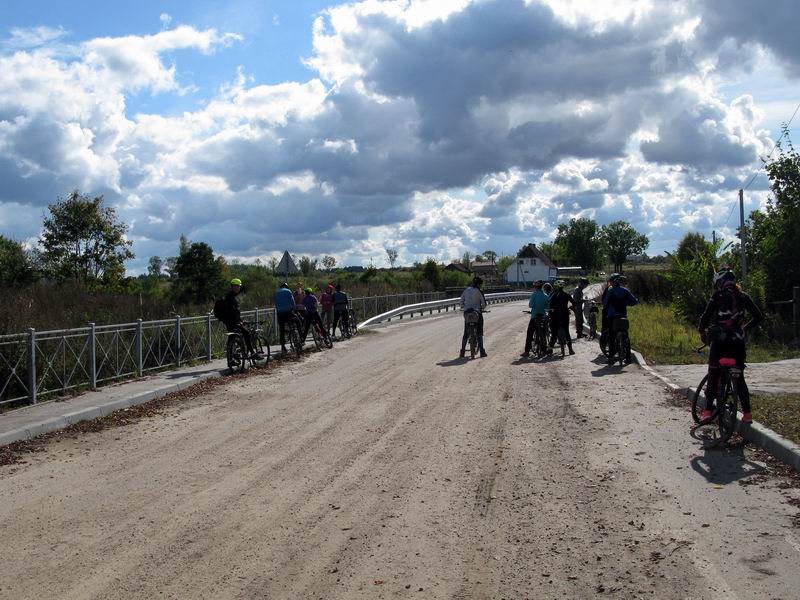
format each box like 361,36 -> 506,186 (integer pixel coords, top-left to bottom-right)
0,291 -> 447,408
360,292 -> 530,328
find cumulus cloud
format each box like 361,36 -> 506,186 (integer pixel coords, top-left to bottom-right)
0,0 -> 796,269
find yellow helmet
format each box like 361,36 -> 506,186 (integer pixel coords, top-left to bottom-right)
230,278 -> 242,286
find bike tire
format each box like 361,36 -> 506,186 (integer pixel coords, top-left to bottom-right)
311,323 -> 322,351
349,310 -> 358,336
256,333 -> 271,365
289,324 -> 303,357
469,326 -> 477,359
320,324 -> 333,349
690,373 -> 712,424
227,335 -> 248,374
717,373 -> 740,443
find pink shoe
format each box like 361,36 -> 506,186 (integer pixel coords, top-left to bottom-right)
741,412 -> 753,423
701,409 -> 713,421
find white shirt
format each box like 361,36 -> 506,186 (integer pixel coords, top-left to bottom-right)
460,286 -> 487,312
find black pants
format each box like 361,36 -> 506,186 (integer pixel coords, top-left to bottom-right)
461,312 -> 484,351
302,312 -> 328,340
549,313 -> 572,348
524,316 -> 546,353
574,304 -> 584,337
706,340 -> 751,412
333,309 -> 350,337
277,311 -> 295,348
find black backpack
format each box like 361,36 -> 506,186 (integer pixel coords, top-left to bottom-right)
213,298 -> 228,322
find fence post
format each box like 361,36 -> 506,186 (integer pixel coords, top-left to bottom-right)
175,315 -> 181,367
136,319 -> 143,376
794,286 -> 800,340
206,314 -> 213,361
27,328 -> 36,404
89,322 -> 97,391
255,307 -> 259,329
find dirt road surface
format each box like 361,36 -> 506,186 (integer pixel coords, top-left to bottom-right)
1,302 -> 799,599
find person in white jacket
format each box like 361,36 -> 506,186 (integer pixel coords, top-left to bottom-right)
459,277 -> 488,358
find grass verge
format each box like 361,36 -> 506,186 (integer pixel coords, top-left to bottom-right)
628,303 -> 800,365
752,393 -> 800,446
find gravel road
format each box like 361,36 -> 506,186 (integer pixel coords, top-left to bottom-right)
1,302 -> 798,599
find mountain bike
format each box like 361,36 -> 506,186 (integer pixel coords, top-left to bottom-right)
347,306 -> 358,337
548,309 -> 567,357
533,313 -> 550,358
608,317 -> 631,365
226,322 -> 270,373
690,345 -> 715,424
692,343 -> 742,444
463,308 -> 480,358
309,315 -> 333,350
286,312 -> 305,357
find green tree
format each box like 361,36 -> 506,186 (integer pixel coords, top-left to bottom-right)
298,256 -> 317,277
600,221 -> 649,273
321,255 -> 337,271
147,256 -> 163,278
482,249 -> 497,263
553,218 -> 603,271
675,232 -> 710,264
40,190 -> 134,287
496,255 -> 515,274
461,251 -> 472,269
665,239 -> 726,324
538,241 -> 567,265
172,241 -> 224,304
421,258 -> 442,290
0,236 -> 36,286
385,246 -> 399,269
747,129 -> 800,299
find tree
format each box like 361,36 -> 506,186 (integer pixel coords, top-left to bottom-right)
39,190 -> 134,286
461,251 -> 472,268
298,255 -> 317,277
267,256 -> 279,273
385,246 -> 399,269
553,218 -> 603,271
600,221 -> 649,273
675,232 -> 710,264
538,241 -> 567,265
496,255 -> 515,274
147,256 -> 163,278
0,236 -> 36,286
482,250 -> 497,263
322,255 -> 337,271
421,258 -> 442,290
172,241 -> 224,304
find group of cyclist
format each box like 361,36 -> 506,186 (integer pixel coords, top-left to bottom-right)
218,278 -> 354,359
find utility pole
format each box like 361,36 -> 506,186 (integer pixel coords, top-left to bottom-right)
739,189 -> 747,279
712,230 -> 716,245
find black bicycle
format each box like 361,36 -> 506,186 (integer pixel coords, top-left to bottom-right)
608,317 -> 631,365
309,315 -> 333,350
463,308 -> 480,358
523,310 -> 550,359
691,344 -> 742,444
286,312 -> 305,357
226,322 -> 270,373
347,306 -> 359,337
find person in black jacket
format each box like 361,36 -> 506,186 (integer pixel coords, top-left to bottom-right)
223,278 -> 263,359
548,280 -> 577,355
697,267 -> 763,423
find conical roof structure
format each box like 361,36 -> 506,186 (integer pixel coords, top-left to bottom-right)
276,250 -> 299,275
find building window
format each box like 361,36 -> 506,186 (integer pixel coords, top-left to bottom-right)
518,259 -> 524,264
532,258 -> 537,265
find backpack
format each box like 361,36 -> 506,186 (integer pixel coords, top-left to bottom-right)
213,298 -> 229,322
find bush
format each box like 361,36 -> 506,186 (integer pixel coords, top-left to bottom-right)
624,270 -> 672,303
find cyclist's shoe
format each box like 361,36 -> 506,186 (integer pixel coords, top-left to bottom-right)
521,351 -> 530,357
546,348 -> 553,356
701,409 -> 714,421
741,411 -> 753,423
459,349 -> 466,358
480,349 -> 488,358
250,352 -> 265,360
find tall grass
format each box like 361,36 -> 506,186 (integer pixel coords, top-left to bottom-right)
628,303 -> 800,365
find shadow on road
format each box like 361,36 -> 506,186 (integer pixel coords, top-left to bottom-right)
689,443 -> 765,485
436,357 -> 473,367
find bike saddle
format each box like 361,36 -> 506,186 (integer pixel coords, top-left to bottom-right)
718,358 -> 737,367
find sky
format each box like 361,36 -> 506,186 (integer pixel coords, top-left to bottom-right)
0,0 -> 798,271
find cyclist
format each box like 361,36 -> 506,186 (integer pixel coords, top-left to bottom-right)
587,301 -> 599,340
698,267 -> 763,422
294,284 -> 307,319
599,272 -> 618,354
221,278 -> 264,359
332,284 -> 350,339
274,282 -> 297,354
459,276 -> 488,358
300,287 -> 329,344
522,280 -> 550,357
548,280 -> 577,355
321,284 -> 335,335
603,273 -> 638,363
572,278 -> 590,338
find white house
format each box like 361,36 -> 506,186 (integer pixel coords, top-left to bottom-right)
505,244 -> 557,286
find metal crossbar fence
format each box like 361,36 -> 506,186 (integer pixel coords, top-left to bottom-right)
0,291 -> 448,408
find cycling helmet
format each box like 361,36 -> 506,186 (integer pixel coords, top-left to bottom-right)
230,278 -> 242,286
609,273 -> 621,284
304,287 -> 313,294
554,280 -> 564,289
533,280 -> 543,288
280,282 -> 289,289
713,267 -> 735,288
472,276 -> 483,288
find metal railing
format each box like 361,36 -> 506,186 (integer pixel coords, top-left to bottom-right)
0,292 -> 447,408
360,292 -> 530,328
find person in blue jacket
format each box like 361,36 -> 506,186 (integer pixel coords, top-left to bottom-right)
521,280 -> 550,357
602,274 -> 638,363
274,282 -> 297,354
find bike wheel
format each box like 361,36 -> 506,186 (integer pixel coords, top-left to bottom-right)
469,326 -> 477,359
321,325 -> 333,349
349,310 -> 358,336
256,333 -> 271,365
311,323 -> 322,351
289,324 -> 303,357
599,330 -> 609,357
717,374 -> 739,443
227,335 -> 248,373
690,373 -> 711,424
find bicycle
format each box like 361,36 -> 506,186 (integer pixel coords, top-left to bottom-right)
286,312 -> 305,357
226,321 -> 270,374
547,309 -> 567,357
690,345 -> 715,424
463,308 -> 480,358
691,342 -> 743,444
308,315 -> 333,350
608,317 -> 631,365
347,306 -> 359,337
523,310 -> 550,359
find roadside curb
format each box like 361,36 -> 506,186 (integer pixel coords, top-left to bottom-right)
631,349 -> 800,472
0,370 -> 223,447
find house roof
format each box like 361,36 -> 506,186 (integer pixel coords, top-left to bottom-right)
470,261 -> 497,269
444,262 -> 471,273
517,244 -> 555,267
276,251 -> 299,274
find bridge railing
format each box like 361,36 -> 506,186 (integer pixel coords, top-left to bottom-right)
0,291 -> 447,408
360,292 -> 530,328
